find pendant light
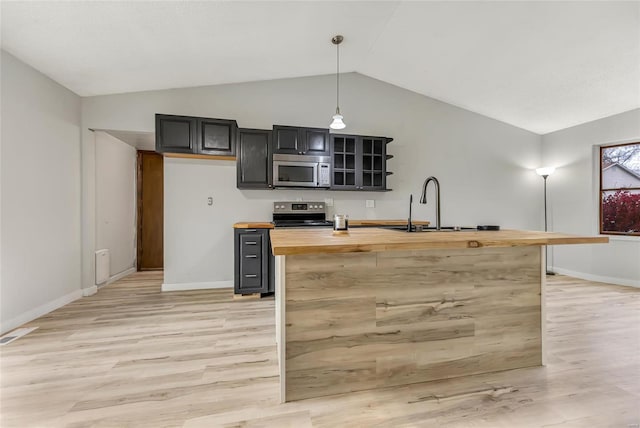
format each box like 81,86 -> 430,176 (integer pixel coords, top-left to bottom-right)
330,35 -> 346,130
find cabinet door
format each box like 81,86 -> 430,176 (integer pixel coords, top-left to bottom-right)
237,129 -> 272,189
155,114 -> 197,153
360,137 -> 387,191
302,127 -> 330,156
272,125 -> 303,154
235,230 -> 269,294
197,118 -> 237,156
331,134 -> 361,190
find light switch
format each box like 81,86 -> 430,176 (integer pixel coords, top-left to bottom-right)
366,200 -> 375,208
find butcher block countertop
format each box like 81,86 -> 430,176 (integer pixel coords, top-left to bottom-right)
350,219 -> 430,227
233,222 -> 275,229
269,228 -> 608,256
232,220 -> 430,229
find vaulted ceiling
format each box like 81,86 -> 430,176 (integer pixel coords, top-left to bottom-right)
2,1 -> 638,134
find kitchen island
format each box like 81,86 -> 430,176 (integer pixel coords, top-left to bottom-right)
270,228 -> 608,402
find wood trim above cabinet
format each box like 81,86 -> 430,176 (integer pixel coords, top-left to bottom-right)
163,153 -> 236,161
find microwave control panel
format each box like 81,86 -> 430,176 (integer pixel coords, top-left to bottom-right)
319,164 -> 331,187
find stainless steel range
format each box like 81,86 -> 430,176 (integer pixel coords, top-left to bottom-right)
272,201 -> 333,228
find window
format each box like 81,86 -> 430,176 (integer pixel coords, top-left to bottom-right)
600,142 -> 640,236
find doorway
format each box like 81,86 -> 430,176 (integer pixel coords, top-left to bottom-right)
137,150 -> 164,270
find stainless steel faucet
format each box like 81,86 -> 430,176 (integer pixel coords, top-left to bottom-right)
420,176 -> 441,230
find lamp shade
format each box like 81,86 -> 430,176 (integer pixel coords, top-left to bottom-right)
536,167 -> 556,177
330,114 -> 346,130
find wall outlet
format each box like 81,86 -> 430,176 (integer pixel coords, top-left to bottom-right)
366,199 -> 375,208
324,198 -> 334,207
296,197 -> 303,201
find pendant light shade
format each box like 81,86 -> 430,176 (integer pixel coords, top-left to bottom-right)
330,111 -> 346,130
330,35 -> 346,130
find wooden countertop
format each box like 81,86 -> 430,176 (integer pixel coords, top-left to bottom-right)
233,222 -> 275,229
269,228 -> 609,256
350,219 -> 429,227
233,220 -> 429,229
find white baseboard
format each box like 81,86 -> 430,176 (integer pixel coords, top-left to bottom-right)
82,285 -> 98,297
0,289 -> 83,335
161,280 -> 233,292
552,267 -> 640,288
105,267 -> 136,286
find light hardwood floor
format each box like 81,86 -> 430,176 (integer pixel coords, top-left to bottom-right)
1,271 -> 638,427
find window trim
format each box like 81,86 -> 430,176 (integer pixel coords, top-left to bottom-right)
599,141 -> 640,236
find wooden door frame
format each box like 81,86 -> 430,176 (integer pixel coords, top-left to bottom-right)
136,150 -> 163,271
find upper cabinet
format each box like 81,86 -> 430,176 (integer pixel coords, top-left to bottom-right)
156,114 -> 238,157
237,128 -> 272,189
197,118 -> 237,156
156,113 -> 393,192
331,134 -> 392,191
331,134 -> 359,190
272,125 -> 330,156
360,136 -> 390,190
155,115 -> 197,154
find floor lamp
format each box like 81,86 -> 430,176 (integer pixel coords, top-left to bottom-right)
536,167 -> 556,275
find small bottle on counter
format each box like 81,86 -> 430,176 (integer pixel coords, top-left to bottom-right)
333,214 -> 349,231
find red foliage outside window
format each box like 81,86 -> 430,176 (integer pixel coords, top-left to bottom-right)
601,190 -> 640,233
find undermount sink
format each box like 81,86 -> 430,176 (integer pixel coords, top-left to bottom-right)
382,226 -> 478,232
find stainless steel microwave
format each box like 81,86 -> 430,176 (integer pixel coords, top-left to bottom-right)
273,154 -> 331,188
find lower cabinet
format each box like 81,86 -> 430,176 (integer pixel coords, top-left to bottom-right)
234,228 -> 274,294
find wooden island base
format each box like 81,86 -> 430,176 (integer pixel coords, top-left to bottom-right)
277,246 -> 543,402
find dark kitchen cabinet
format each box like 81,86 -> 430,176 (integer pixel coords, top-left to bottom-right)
272,125 -> 330,156
331,134 -> 359,190
331,134 -> 392,191
155,114 -> 238,157
155,114 -> 197,154
360,136 -> 389,190
197,118 -> 237,156
234,228 -> 274,294
237,128 -> 272,189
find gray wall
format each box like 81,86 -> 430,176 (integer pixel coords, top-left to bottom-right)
95,131 -> 136,278
82,73 -> 542,287
542,109 -> 640,286
1,50 -> 82,333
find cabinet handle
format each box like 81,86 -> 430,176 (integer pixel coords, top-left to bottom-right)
245,254 -> 257,258
245,241 -> 257,245
245,229 -> 257,232
244,274 -> 258,278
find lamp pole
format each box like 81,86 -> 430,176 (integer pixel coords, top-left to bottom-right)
542,174 -> 555,275
543,174 -> 549,233
536,167 -> 556,276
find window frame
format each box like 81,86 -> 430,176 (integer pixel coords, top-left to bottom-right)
599,141 -> 640,236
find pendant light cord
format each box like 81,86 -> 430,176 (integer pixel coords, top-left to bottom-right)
336,41 -> 340,114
